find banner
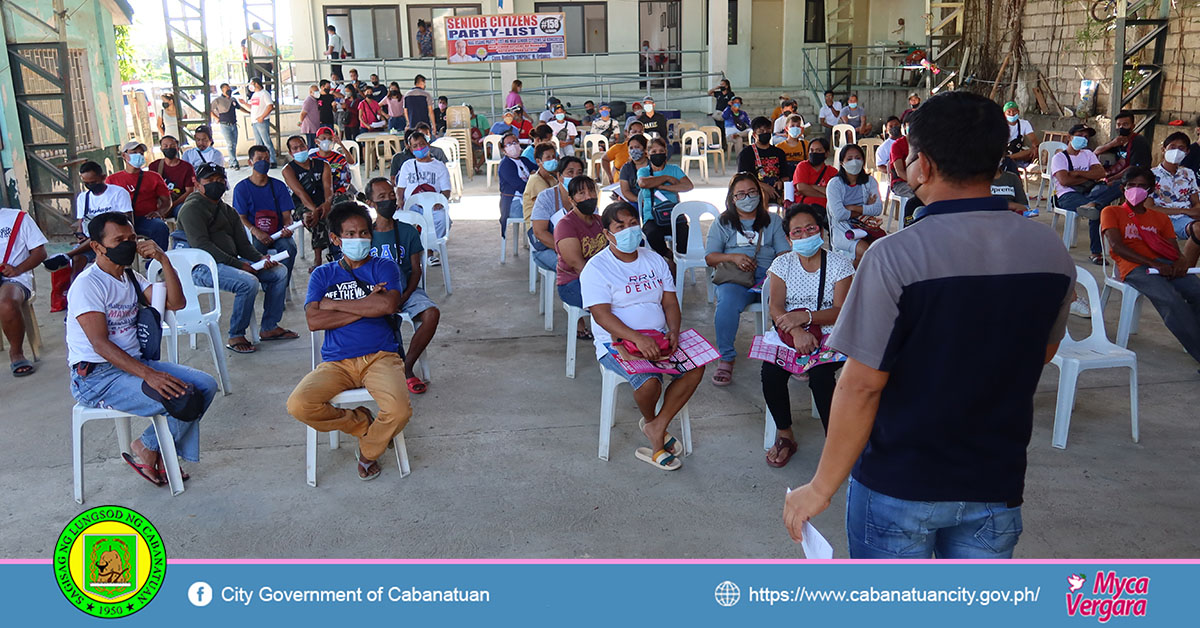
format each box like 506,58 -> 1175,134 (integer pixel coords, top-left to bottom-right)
444,13 -> 566,64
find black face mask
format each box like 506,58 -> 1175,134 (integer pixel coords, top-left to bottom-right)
104,240 -> 138,267
576,198 -> 598,215
649,153 -> 668,167
1117,127 -> 1132,137
809,152 -> 826,165
223,90 -> 232,98
203,181 -> 227,200
888,126 -> 902,139
374,199 -> 398,218
758,132 -> 772,145
85,182 -> 107,195
162,147 -> 179,160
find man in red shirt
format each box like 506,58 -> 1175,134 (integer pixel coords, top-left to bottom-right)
148,135 -> 196,219
107,140 -> 172,249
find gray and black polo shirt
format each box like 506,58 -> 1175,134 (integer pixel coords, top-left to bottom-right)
827,196 -> 1076,505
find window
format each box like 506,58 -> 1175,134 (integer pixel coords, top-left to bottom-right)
534,3 -> 608,54
804,0 -> 826,43
17,48 -> 98,153
407,4 -> 482,58
728,0 -> 737,45
324,6 -> 402,59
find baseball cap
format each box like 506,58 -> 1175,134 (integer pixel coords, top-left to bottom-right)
908,92 -> 921,100
1002,101 -> 1019,112
121,140 -> 146,153
1068,123 -> 1096,137
316,126 -> 334,136
195,163 -> 226,179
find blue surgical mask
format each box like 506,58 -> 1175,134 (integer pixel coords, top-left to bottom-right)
555,112 -> 565,121
413,146 -> 431,159
542,159 -> 558,172
613,226 -> 642,253
600,110 -> 610,118
1006,114 -> 1020,123
292,150 -> 310,163
848,102 -> 858,109
792,234 -> 824,256
561,176 -> 573,190
128,153 -> 145,168
1070,135 -> 1089,150
787,126 -> 802,138
340,238 -> 371,261
252,159 -> 271,174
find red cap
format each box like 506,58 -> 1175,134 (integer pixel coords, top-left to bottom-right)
316,126 -> 334,136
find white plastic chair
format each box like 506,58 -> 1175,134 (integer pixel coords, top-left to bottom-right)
857,137 -> 884,175
883,191 -> 909,231
679,131 -> 709,183
759,280 -> 820,450
564,302 -> 592,378
1048,266 -> 1139,449
597,365 -> 692,461
1099,237 -> 1145,348
1049,193 -> 1082,249
537,266 -> 556,331
528,251 -> 540,294
670,201 -> 721,314
146,249 -> 232,395
483,135 -> 504,189
500,213 -> 524,264
305,330 -> 411,486
1035,141 -> 1067,207
72,405 -> 185,503
401,193 -> 453,295
341,139 -> 364,193
831,124 -> 857,155
432,137 -> 464,201
698,125 -> 727,175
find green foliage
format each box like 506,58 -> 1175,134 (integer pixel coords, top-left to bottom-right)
114,25 -> 138,82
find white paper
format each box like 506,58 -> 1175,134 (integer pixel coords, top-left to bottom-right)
601,182 -> 621,193
801,521 -> 834,559
151,282 -> 167,317
762,329 -> 791,349
845,228 -> 867,240
784,182 -> 796,202
251,250 -> 290,270
1147,267 -> 1200,275
654,190 -> 669,203
271,221 -> 303,241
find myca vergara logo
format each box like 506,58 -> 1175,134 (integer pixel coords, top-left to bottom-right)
54,506 -> 167,618
1065,570 -> 1148,623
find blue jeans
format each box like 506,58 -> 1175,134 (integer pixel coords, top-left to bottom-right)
252,235 -> 297,287
251,121 -> 277,164
1056,183 -> 1122,254
217,122 -> 240,166
713,267 -> 767,361
532,248 -> 557,272
557,278 -> 582,308
192,262 -> 288,339
70,361 -> 217,462
134,216 -> 169,251
846,477 -> 1023,559
387,117 -> 405,132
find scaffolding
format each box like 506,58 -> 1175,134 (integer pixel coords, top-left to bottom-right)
162,0 -> 211,144
924,1 -> 966,94
825,0 -> 853,97
243,0 -> 281,160
1109,0 -> 1171,140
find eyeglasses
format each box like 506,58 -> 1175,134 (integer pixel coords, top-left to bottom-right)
789,225 -> 822,237
732,191 -> 760,201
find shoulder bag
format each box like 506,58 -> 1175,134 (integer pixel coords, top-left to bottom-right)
712,227 -> 763,287
776,249 -> 826,349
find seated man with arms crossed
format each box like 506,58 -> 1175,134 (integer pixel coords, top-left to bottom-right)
287,202 -> 414,481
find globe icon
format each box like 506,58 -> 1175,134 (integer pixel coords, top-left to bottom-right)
714,581 -> 740,607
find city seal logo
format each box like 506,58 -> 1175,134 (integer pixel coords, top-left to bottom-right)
54,506 -> 166,618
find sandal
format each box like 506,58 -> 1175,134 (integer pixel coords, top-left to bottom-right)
406,376 -> 427,394
766,436 -> 798,468
576,328 -> 594,341
226,340 -> 256,353
711,360 -> 734,387
10,359 -> 35,377
122,452 -> 166,486
1089,253 -> 1104,266
635,447 -> 682,471
638,417 -> 684,457
154,458 -> 189,482
260,328 -> 299,341
355,448 -> 382,481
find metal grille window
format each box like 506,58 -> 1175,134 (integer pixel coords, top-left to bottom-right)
533,2 -> 608,54
16,48 -> 97,154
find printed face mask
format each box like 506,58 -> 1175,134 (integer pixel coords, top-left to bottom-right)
628,148 -> 645,162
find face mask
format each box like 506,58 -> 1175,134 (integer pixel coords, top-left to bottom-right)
252,159 -> 271,174
731,104 -> 740,110
340,238 -> 371,261
649,153 -> 668,167
629,148 -> 645,162
734,196 -> 759,213
413,146 -> 431,159
292,150 -> 310,163
310,91 -> 319,99
561,176 -> 574,190
787,126 -> 802,138
541,159 -> 558,171
85,182 -> 107,195
1070,136 -> 1089,151
792,234 -> 824,257
848,102 -> 858,109
585,108 -> 595,114
374,199 -> 397,218
809,152 -> 826,165
888,126 -> 902,139
1124,186 -> 1149,206
162,147 -> 179,160
504,144 -> 521,158
104,240 -> 138,267
644,105 -> 654,114
555,113 -> 566,121
438,103 -> 447,110
223,90 -> 232,98
1006,114 -> 1019,123
318,139 -> 333,152
203,181 -> 227,200
612,226 -> 643,253
600,110 -> 610,118
1118,127 -> 1132,137
757,133 -> 772,145
843,159 -> 864,176
127,153 -> 145,168
1164,148 -> 1186,165
576,198 -> 598,215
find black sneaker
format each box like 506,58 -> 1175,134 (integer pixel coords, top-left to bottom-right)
42,253 -> 70,271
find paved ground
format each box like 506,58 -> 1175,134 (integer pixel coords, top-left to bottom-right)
2,146 -> 1198,560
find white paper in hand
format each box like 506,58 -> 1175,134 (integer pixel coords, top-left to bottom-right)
271,221 -> 303,241
251,250 -> 290,270
801,521 -> 833,559
762,329 -> 791,349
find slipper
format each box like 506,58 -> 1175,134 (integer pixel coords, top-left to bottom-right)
406,376 -> 427,394
225,341 -> 256,354
10,359 -> 35,377
711,360 -> 734,387
355,448 -> 381,481
154,457 -> 189,483
122,452 -> 166,486
635,447 -> 682,471
575,328 -> 594,341
766,436 -> 798,468
260,329 -> 299,341
638,417 -> 684,457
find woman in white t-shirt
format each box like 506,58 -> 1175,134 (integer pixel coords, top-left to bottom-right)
580,202 -> 703,471
762,204 -> 854,468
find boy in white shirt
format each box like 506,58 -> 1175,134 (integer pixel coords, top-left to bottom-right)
42,161 -> 134,279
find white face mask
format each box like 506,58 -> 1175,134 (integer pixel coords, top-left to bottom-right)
1164,148 -> 1186,165
843,159 -> 864,176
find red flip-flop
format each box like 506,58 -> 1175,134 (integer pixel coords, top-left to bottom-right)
405,377 -> 427,394
122,452 -> 166,486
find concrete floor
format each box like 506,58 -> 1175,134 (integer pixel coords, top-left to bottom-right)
2,149 -> 1198,560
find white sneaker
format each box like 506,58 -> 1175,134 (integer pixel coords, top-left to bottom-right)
428,252 -> 441,267
1070,298 -> 1091,318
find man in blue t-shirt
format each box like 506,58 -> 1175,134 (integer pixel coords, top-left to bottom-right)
233,144 -> 297,282
286,202 -> 413,481
362,177 -> 441,395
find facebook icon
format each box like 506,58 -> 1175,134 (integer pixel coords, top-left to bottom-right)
188,581 -> 213,607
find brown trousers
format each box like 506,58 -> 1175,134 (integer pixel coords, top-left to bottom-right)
287,351 -> 412,461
